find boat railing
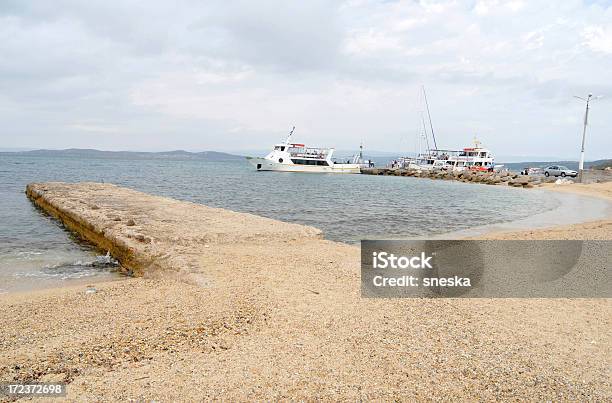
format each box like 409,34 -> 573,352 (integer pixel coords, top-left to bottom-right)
289,148 -> 330,159
449,155 -> 492,161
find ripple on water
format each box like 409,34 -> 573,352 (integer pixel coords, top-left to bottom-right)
0,155 -> 560,291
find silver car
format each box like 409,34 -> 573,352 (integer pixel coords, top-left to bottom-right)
543,165 -> 577,177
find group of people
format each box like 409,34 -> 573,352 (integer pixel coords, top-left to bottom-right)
389,159 -> 402,169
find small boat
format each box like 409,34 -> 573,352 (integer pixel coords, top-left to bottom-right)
247,127 -> 373,173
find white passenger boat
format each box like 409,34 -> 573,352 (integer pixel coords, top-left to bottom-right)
402,139 -> 496,172
394,87 -> 498,172
247,127 -> 373,173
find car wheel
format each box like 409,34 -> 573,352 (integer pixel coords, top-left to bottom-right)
544,172 -> 549,177
561,172 -> 566,177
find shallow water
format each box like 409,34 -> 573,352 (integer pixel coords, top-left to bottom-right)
0,153 -> 560,292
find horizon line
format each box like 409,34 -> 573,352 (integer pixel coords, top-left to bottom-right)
1,147 -> 610,163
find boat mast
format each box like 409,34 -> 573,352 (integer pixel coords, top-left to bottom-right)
285,126 -> 295,144
422,86 -> 438,150
420,113 -> 431,153
353,141 -> 364,164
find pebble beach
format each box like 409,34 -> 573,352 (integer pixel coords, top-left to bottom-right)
0,181 -> 610,400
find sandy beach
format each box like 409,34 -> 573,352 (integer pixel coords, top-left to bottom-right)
0,182 -> 610,400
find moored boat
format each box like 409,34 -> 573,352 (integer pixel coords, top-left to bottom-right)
247,127 -> 373,173
401,139 -> 496,172
393,87 -> 498,172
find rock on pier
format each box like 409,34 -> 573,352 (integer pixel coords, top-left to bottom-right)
361,168 -> 547,187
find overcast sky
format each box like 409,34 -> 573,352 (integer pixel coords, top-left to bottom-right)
1,0 -> 611,158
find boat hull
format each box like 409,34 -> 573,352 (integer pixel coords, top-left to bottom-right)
247,157 -> 361,174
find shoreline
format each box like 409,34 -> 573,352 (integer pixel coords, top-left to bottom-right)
4,181 -> 611,295
0,182 -> 610,400
437,183 -> 612,240
467,182 -> 612,240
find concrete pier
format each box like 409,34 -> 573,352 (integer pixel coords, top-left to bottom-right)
26,182 -> 322,279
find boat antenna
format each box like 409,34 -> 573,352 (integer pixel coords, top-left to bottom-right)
285,126 -> 295,144
422,86 -> 438,150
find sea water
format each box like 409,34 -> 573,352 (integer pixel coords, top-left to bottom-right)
0,153 -> 558,292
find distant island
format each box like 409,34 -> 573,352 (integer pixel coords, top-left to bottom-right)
1,148 -> 244,161
590,159 -> 612,170
2,148 -> 609,170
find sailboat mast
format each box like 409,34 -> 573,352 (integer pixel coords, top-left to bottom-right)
421,113 -> 431,153
422,86 -> 438,150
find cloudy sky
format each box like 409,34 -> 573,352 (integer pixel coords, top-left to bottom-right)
1,0 -> 611,159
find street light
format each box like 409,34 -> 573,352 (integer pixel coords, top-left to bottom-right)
573,94 -> 602,183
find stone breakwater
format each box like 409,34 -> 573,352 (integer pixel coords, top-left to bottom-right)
26,182 -> 322,279
362,168 -> 553,188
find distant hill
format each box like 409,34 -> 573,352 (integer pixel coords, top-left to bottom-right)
3,148 -> 608,170
500,159 -> 611,171
589,159 -> 612,170
2,148 -> 244,160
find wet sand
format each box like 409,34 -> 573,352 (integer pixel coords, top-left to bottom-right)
471,182 -> 612,240
0,182 -> 610,400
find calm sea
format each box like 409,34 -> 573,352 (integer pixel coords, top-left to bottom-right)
0,153 -> 558,293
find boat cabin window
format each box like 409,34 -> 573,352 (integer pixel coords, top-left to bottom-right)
291,158 -> 329,166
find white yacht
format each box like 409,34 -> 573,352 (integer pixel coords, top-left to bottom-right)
247,127 -> 373,174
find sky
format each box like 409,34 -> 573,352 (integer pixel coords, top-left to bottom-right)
1,0 -> 611,159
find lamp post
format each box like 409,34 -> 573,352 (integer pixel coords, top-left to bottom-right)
573,94 -> 601,183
